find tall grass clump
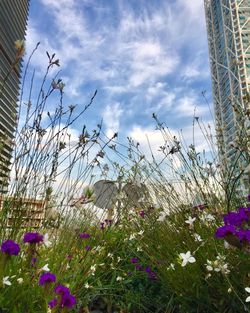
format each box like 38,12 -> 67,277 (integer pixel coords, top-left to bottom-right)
0,42 -> 249,312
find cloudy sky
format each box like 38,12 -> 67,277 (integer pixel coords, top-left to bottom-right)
24,0 -> 214,156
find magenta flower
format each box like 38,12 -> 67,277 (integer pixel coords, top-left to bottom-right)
215,225 -> 236,238
85,245 -> 91,251
55,284 -> 70,295
48,298 -> 58,309
236,229 -> 250,242
79,233 -> 90,239
1,240 -> 20,256
61,293 -> 76,308
131,258 -> 139,264
39,272 -> 56,285
139,210 -> 145,218
23,232 -> 44,244
135,264 -> 143,271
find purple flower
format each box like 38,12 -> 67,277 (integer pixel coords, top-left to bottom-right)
55,284 -> 70,295
135,264 -> 143,271
61,293 -> 76,308
1,240 -> 20,256
139,210 -> 145,218
79,233 -> 90,239
85,245 -> 91,251
48,298 -> 57,309
31,257 -> 37,267
224,208 -> 250,227
215,225 -> 236,238
148,271 -> 157,280
100,222 -> 105,230
131,258 -> 139,264
39,272 -> 56,285
104,219 -> 112,226
23,232 -> 44,244
145,266 -> 152,273
236,229 -> 250,242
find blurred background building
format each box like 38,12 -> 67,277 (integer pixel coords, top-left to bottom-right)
0,0 -> 29,193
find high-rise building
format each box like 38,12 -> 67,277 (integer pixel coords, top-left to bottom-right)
0,0 -> 29,192
204,0 -> 250,192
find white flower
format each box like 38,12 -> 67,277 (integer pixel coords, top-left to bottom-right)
137,246 -> 143,252
66,263 -> 70,270
179,251 -> 196,267
107,253 -> 113,258
17,278 -> 23,284
245,287 -> 250,302
41,264 -> 50,272
167,263 -> 175,270
129,234 -> 136,240
116,276 -> 123,281
44,233 -> 52,247
3,276 -> 11,286
185,216 -> 196,228
90,265 -> 96,272
193,233 -> 202,242
138,230 -> 144,236
206,260 -> 213,272
84,282 -> 90,289
117,257 -> 121,262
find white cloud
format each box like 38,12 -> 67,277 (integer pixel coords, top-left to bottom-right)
102,102 -> 123,138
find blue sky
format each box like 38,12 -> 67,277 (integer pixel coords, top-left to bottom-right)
24,0 -> 214,157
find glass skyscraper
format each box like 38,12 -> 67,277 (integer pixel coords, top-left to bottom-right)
0,0 -> 29,192
204,0 -> 250,192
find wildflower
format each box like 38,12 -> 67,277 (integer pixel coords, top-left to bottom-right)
167,263 -> 175,270
139,210 -> 145,218
236,229 -> 250,242
48,298 -> 57,309
131,258 -> 139,264
129,234 -> 136,240
107,253 -> 113,258
138,230 -> 144,235
245,287 -> 250,302
17,278 -> 23,284
116,276 -> 123,281
100,222 -> 105,230
84,282 -> 90,289
44,233 -> 52,247
23,232 -> 44,244
224,209 -> 248,226
79,233 -> 90,239
179,251 -> 196,267
135,265 -> 143,271
215,225 -> 236,238
185,216 -> 196,228
61,293 -> 76,309
31,257 -> 37,267
55,284 -> 70,295
85,245 -> 91,251
1,239 -> 20,256
205,260 -> 213,272
193,233 -> 202,242
41,264 -> 50,272
3,276 -> 11,286
39,272 -> 56,286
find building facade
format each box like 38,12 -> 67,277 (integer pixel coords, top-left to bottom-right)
204,0 -> 250,192
0,0 -> 29,192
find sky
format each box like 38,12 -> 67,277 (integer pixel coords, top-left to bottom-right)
24,0 -> 214,159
